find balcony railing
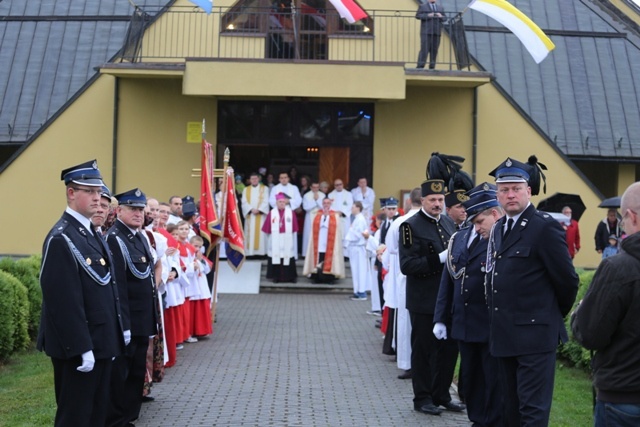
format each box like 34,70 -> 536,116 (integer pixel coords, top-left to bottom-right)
122,6 -> 472,71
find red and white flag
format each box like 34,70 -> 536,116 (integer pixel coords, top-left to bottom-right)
223,168 -> 245,272
328,0 -> 367,24
199,139 -> 222,255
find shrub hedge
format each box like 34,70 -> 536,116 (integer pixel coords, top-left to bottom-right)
0,256 -> 41,362
558,269 -> 596,372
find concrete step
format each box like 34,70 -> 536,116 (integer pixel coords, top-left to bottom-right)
253,256 -> 354,293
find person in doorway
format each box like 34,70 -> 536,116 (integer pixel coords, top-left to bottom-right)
241,172 -> 270,257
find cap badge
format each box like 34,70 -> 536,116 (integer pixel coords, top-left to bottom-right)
431,182 -> 443,193
92,161 -> 98,169
457,193 -> 469,202
483,183 -> 490,190
506,159 -> 512,167
135,189 -> 141,197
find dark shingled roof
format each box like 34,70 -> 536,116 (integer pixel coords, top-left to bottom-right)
448,0 -> 640,159
0,0 -> 167,143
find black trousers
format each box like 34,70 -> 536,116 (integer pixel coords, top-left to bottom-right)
459,341 -> 503,426
498,350 -> 557,427
417,33 -> 441,69
107,336 -> 149,427
52,356 -> 112,427
409,311 -> 458,406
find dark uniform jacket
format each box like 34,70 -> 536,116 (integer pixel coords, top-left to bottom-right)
487,204 -> 578,357
37,212 -> 123,359
434,226 -> 491,342
106,220 -> 158,338
399,210 -> 455,314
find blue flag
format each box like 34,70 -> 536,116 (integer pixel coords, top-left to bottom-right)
189,0 -> 212,14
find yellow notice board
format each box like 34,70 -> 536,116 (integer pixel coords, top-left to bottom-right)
187,122 -> 202,143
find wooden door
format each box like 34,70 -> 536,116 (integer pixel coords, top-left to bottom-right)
319,147 -> 349,188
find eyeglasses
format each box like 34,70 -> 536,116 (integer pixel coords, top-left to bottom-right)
72,187 -> 102,196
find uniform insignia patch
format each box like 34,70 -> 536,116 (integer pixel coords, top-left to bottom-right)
401,224 -> 413,248
431,182 -> 443,193
457,193 -> 469,202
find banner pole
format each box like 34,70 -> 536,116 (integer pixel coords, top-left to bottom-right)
211,147 -> 230,323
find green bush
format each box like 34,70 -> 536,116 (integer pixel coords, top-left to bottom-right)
558,269 -> 596,371
0,256 -> 42,339
0,270 -> 31,361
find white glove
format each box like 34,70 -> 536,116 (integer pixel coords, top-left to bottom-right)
433,322 -> 447,340
438,249 -> 448,263
123,330 -> 131,346
76,350 -> 95,373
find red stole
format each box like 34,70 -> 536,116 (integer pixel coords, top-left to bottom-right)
312,211 -> 337,273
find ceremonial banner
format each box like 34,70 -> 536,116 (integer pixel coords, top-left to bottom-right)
327,0 -> 367,24
223,169 -> 245,272
468,0 -> 555,63
199,140 -> 222,255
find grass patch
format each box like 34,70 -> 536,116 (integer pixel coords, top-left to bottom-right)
0,348 -> 55,427
550,360 -> 594,426
0,350 -> 593,426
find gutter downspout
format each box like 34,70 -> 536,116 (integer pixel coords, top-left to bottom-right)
472,87 -> 478,182
111,77 -> 119,193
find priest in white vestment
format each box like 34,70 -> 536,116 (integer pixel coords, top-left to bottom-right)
301,182 -> 326,257
241,173 -> 270,256
303,198 -> 345,283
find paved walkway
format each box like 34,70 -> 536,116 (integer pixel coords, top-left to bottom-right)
137,292 -> 469,426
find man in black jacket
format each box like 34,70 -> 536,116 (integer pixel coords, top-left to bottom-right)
399,179 -> 464,416
415,0 -> 446,69
572,181 -> 640,426
38,160 -> 124,427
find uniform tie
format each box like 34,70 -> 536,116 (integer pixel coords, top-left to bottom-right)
468,234 -> 480,252
503,218 -> 514,240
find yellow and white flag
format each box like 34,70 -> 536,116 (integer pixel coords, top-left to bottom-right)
468,0 -> 555,63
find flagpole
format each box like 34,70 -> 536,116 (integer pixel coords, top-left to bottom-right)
211,147 -> 230,323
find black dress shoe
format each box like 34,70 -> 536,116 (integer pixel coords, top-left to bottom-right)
397,370 -> 412,380
438,401 -> 466,412
142,395 -> 155,403
414,403 -> 442,415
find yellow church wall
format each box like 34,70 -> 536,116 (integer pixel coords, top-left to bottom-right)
475,83 -> 602,268
0,77 -> 116,256
114,78 -> 216,202
373,86 -> 474,208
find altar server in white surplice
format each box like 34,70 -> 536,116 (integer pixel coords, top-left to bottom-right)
241,172 -> 270,256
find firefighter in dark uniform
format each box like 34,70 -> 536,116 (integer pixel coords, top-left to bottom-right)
434,182 -> 504,426
486,158 -> 579,426
37,160 -> 124,427
399,179 -> 465,416
106,188 -> 158,427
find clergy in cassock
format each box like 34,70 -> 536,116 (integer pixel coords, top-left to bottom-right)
262,192 -> 299,283
241,172 -> 270,256
303,198 -> 345,283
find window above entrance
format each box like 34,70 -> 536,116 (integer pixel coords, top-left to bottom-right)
221,0 -> 373,60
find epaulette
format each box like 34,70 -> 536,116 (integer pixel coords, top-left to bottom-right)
50,218 -> 69,237
401,223 -> 413,248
